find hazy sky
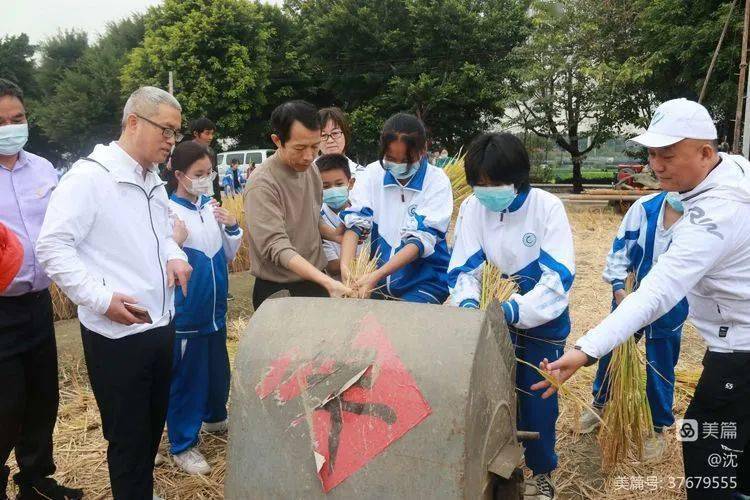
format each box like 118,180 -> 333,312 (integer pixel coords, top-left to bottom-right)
8,0 -> 282,45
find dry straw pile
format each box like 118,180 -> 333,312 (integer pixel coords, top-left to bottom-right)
442,153 -> 470,215
222,195 -> 251,273
50,282 -> 76,321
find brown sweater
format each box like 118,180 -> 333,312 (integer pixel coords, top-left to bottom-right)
244,152 -> 326,283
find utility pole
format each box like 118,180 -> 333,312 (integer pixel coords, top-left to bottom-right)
168,71 -> 174,95
733,0 -> 750,153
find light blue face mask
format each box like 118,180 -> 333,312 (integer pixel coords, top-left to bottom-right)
323,185 -> 349,210
0,123 -> 29,156
383,160 -> 420,180
665,192 -> 684,213
473,185 -> 517,213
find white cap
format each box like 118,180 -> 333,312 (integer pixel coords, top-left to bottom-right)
630,98 -> 718,148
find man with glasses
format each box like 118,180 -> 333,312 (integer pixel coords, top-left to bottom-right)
37,86 -> 192,499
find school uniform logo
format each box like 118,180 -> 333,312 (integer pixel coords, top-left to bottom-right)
523,232 -> 537,247
408,204 -> 418,217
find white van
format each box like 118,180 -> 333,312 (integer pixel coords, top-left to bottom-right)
217,149 -> 275,176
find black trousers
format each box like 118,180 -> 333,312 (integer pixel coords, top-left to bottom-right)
682,350 -> 750,499
81,322 -> 174,500
0,290 -> 58,487
252,277 -> 328,310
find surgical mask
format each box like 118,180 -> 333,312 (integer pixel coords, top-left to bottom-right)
665,192 -> 684,213
323,186 -> 349,210
0,123 -> 29,156
383,160 -> 420,180
181,171 -> 216,197
473,185 -> 517,213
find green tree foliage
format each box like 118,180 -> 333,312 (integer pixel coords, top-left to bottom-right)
37,30 -> 89,97
34,16 -> 146,159
507,0 -> 651,192
0,34 -> 37,97
288,0 -> 529,159
633,0 -> 743,143
122,0 -> 274,142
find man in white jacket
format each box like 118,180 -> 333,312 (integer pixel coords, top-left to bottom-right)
36,86 -> 192,500
533,99 -> 750,499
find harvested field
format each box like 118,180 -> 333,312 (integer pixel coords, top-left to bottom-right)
10,209 -> 702,499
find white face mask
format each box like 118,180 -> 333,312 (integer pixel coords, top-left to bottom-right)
0,123 -> 29,156
180,171 -> 216,197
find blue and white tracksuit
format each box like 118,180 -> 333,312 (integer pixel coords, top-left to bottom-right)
167,194 -> 243,454
593,192 -> 688,430
447,187 -> 575,475
341,158 -> 452,304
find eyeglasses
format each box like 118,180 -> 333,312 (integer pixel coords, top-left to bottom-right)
321,130 -> 344,142
135,114 -> 184,142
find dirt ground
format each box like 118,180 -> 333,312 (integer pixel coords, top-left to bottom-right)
7,208 -> 702,499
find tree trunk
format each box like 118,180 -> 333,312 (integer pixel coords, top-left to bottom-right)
571,155 -> 584,193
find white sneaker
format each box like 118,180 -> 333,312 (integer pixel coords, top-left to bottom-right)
642,432 -> 666,461
577,407 -> 603,434
153,495 -> 163,500
202,419 -> 228,434
172,447 -> 211,475
524,473 -> 556,499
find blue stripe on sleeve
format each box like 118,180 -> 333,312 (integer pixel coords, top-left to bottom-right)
447,248 -> 486,288
340,206 -> 373,220
509,299 -> 520,324
402,237 -> 425,257
460,299 -> 480,309
501,301 -> 513,323
611,229 -> 640,253
539,249 -> 574,292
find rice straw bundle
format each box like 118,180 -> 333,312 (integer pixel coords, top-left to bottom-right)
480,262 -> 518,309
442,153 -> 471,214
221,195 -> 251,273
343,248 -> 380,298
51,282 -> 77,321
675,367 -> 702,397
597,274 -> 653,469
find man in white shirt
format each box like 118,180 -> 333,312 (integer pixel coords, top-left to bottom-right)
532,99 -> 750,499
36,86 -> 192,500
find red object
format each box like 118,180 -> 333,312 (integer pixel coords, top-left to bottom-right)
616,163 -> 645,187
257,315 -> 432,492
0,223 -> 23,293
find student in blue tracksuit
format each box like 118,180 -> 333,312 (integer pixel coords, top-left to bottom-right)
165,141 -> 243,475
578,191 -> 687,459
447,133 -> 575,500
339,113 -> 452,303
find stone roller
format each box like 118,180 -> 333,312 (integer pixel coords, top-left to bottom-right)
226,296 -> 535,499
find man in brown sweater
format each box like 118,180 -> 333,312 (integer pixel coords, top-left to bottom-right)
245,100 -> 350,309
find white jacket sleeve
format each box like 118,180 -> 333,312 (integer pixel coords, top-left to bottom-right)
400,174 -> 453,258
35,169 -> 112,315
507,200 -> 575,329
341,172 -> 374,236
221,223 -> 244,262
602,201 -> 644,291
577,197 -> 734,359
447,199 -> 484,309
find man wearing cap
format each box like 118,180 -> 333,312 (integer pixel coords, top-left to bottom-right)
532,98 -> 750,499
